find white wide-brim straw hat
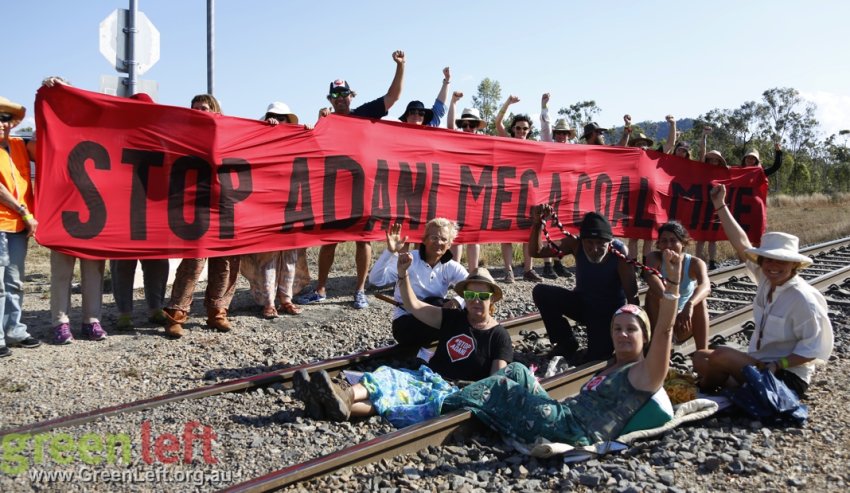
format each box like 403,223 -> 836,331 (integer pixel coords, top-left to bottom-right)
455,107 -> 486,129
454,268 -> 503,302
264,101 -> 299,124
744,232 -> 813,268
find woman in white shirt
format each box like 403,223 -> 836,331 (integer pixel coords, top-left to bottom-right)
369,218 -> 468,346
693,185 -> 833,397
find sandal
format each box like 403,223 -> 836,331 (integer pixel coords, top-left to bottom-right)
278,301 -> 302,315
262,306 -> 279,319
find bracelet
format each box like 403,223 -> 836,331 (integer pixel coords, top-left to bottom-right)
443,79 -> 449,84
22,213 -> 34,221
662,291 -> 680,301
715,204 -> 728,212
398,274 -> 407,280
17,204 -> 26,214
664,277 -> 679,286
779,357 -> 790,369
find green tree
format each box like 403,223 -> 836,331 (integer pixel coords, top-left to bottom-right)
472,78 -> 501,136
557,100 -> 602,139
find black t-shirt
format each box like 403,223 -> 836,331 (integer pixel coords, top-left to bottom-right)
350,96 -> 388,119
427,308 -> 513,381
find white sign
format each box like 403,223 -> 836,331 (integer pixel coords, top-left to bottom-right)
99,9 -> 160,75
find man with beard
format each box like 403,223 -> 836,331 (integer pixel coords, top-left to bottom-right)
528,207 -> 638,364
297,50 -> 405,309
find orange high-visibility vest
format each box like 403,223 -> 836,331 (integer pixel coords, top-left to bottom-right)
0,138 -> 35,233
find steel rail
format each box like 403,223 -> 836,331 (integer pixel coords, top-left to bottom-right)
219,260 -> 850,493
3,238 -> 847,439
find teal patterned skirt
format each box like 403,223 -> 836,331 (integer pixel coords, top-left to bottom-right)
442,362 -> 593,445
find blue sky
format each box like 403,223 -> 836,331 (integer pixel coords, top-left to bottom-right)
5,1 -> 849,138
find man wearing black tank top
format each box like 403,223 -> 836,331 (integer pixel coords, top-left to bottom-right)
529,207 -> 638,365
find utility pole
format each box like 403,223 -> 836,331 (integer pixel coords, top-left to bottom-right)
207,0 -> 215,95
126,0 -> 139,95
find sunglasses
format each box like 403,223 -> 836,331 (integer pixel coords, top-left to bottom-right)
459,122 -> 477,129
0,113 -> 13,123
463,290 -> 492,302
266,113 -> 289,121
329,91 -> 351,99
513,126 -> 530,131
407,109 -> 426,117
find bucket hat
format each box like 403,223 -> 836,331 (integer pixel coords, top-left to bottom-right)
454,268 -> 503,303
744,232 -> 813,268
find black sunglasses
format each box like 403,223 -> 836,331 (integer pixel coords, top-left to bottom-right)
266,113 -> 289,121
0,113 -> 13,123
407,109 -> 426,117
458,122 -> 477,129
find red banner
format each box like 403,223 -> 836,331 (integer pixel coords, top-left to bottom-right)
34,85 -> 767,260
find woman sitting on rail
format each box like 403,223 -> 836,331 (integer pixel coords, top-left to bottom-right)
692,184 -> 833,398
368,219 -> 469,347
297,262 -> 512,425
642,221 -> 711,350
434,250 -> 683,445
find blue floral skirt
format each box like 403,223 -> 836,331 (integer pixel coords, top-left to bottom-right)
361,365 -> 459,428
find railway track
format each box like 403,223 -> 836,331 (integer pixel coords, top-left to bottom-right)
2,237 -> 849,491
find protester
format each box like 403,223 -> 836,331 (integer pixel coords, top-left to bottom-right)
445,92 -> 483,273
296,266 -> 512,424
642,221 -> 710,350
441,251 -> 682,445
109,93 -> 169,331
693,184 -> 833,398
398,67 -> 450,127
741,142 -> 783,177
38,77 -> 108,344
582,122 -> 608,145
368,219 -> 468,347
237,102 -> 305,319
0,95 -> 40,356
537,93 -> 574,279
298,50 -> 406,309
162,94 -> 241,337
696,126 -> 727,270
529,206 -> 639,364
494,95 -> 541,283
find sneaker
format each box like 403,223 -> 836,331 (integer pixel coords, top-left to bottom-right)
81,322 -> 107,341
353,290 -> 369,309
553,261 -> 570,277
293,370 -> 324,420
541,264 -> 557,279
293,290 -> 327,305
53,323 -> 74,345
523,270 -> 543,282
502,271 -> 515,284
0,347 -> 10,358
548,339 -> 579,359
310,370 -> 351,422
8,337 -> 41,349
708,260 -> 719,271
147,309 -> 169,326
116,315 -> 134,331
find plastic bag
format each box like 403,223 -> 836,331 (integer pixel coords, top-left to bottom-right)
726,364 -> 808,425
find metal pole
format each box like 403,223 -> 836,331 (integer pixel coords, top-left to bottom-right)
126,0 -> 139,95
207,0 -> 215,95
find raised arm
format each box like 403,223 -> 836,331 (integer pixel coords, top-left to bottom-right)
618,114 -> 631,146
710,184 -> 753,258
540,93 -> 552,142
699,126 -> 711,162
382,50 -> 406,112
447,91 -> 462,130
528,204 -> 571,258
663,115 -> 677,153
630,250 -> 682,392
764,142 -> 783,177
436,67 -> 451,107
397,252 -> 443,328
368,222 -> 408,286
495,95 -> 519,137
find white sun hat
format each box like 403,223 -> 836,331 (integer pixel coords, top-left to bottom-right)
744,232 -> 813,268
